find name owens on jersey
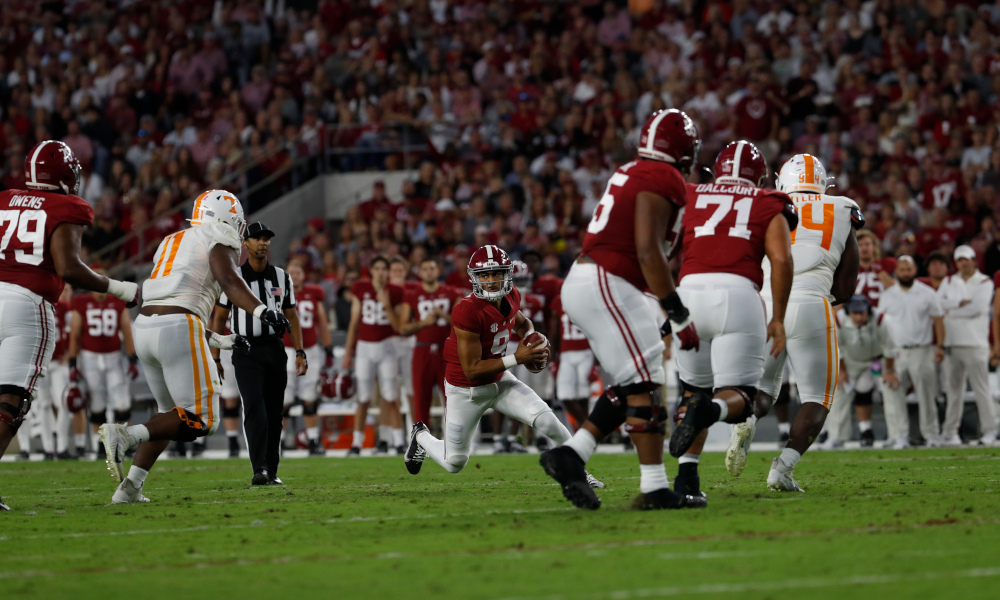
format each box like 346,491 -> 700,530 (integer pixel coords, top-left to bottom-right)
679,182 -> 794,290
762,193 -> 859,300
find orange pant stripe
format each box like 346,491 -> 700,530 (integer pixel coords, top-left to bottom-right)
195,318 -> 215,429
186,314 -> 202,418
822,300 -> 834,408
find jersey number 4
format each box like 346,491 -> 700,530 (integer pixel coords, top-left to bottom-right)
790,202 -> 834,250
0,209 -> 46,265
693,195 -> 753,240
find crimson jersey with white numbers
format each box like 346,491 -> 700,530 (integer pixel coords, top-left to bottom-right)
404,284 -> 462,345
0,189 -> 93,303
551,294 -> 589,351
678,182 -> 794,290
351,279 -> 404,342
444,286 -> 522,387
71,293 -> 126,354
53,300 -> 71,360
511,291 -> 544,342
856,261 -> 889,306
532,275 -> 563,322
581,159 -> 687,290
283,284 -> 325,349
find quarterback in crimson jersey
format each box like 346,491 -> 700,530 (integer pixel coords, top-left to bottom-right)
667,141 -> 796,498
541,109 -> 705,511
404,245 -> 602,489
0,141 -> 139,510
281,262 -> 333,455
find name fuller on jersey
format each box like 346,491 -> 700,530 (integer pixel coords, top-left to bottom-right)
7,195 -> 47,209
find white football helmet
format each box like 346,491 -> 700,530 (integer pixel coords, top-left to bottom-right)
776,154 -> 828,195
189,189 -> 247,237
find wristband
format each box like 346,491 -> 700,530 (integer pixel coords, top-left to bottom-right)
659,291 -> 688,322
127,354 -> 138,364
106,278 -> 138,302
253,304 -> 267,318
295,349 -> 307,359
324,345 -> 334,358
502,355 -> 517,370
69,357 -> 77,368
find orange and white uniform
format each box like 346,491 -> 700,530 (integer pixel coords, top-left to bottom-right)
132,191 -> 244,434
758,155 -> 859,406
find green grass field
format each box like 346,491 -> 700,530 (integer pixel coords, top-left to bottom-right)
3,448 -> 1000,600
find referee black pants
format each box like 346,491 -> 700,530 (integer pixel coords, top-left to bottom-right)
232,339 -> 287,477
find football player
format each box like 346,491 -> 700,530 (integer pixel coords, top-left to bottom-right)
663,141 -> 797,498
404,245 -> 601,489
539,110 -> 705,510
280,261 -> 333,455
97,189 -> 288,503
0,141 -> 140,510
213,306 -> 243,458
68,272 -> 138,457
549,291 -> 593,432
343,256 -> 405,455
738,154 -> 861,491
381,257 -> 420,453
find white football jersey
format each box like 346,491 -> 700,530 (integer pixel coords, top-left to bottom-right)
142,223 -> 242,322
762,193 -> 859,300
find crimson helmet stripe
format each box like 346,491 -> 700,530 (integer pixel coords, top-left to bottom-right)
731,141 -> 746,179
643,110 -> 672,160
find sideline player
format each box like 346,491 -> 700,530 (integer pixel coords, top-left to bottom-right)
403,245 -> 601,489
398,257 -> 463,429
742,154 -> 861,491
281,261 -> 332,455
97,190 -> 288,503
550,284 -> 594,431
382,257 -> 419,453
539,110 -> 705,510
855,230 -> 894,306
343,256 -> 404,454
663,141 -> 796,496
215,308 -> 243,458
0,141 -> 140,510
68,278 -> 138,456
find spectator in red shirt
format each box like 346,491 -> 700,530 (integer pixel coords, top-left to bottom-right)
733,77 -> 778,148
359,180 -> 393,222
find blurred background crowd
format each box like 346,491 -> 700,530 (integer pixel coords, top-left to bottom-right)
3,0 -> 1000,302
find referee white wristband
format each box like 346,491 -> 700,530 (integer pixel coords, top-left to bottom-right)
252,304 -> 267,319
502,355 -> 518,370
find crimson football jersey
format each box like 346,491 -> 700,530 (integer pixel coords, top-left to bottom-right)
0,189 -> 94,303
71,293 -> 126,353
921,174 -> 965,210
855,260 -> 890,306
678,182 -> 794,290
511,291 -> 544,342
52,300 -> 71,360
581,159 -> 687,290
444,286 -> 522,387
351,279 -> 404,342
531,275 -> 563,322
551,294 -> 590,351
405,284 -> 463,345
283,284 -> 326,349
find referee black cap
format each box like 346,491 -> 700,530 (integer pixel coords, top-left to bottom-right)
244,222 -> 275,240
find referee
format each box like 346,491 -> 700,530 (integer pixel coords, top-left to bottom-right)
211,222 -> 306,485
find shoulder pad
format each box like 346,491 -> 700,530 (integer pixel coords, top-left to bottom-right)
850,206 -> 865,230
205,223 -> 242,250
781,198 -> 798,232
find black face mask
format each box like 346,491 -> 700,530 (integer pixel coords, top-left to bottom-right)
898,275 -> 915,287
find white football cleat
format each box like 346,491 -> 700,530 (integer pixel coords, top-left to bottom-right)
111,478 -> 150,504
890,438 -> 911,450
725,419 -> 756,477
586,471 -> 605,489
940,434 -> 963,447
766,457 -> 803,492
99,423 -> 129,482
924,436 -> 943,448
976,434 -> 997,447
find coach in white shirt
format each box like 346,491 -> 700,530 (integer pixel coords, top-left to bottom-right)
937,245 -> 998,445
880,256 -> 946,446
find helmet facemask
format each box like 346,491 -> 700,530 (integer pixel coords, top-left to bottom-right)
469,266 -> 513,301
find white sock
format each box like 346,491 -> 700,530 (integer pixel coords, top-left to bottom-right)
16,426 -> 30,451
858,420 -> 872,433
713,398 -> 728,421
74,433 -> 86,449
306,426 -> 319,441
639,463 -> 670,493
563,428 -> 597,464
507,434 -> 517,442
493,433 -> 503,442
226,429 -> 238,438
92,434 -> 101,451
352,430 -> 365,448
127,465 -> 148,488
778,422 -> 791,434
779,447 -> 801,470
747,414 -> 758,427
379,425 -> 392,444
124,424 -> 149,448
678,453 -> 700,465
392,428 -> 405,447
40,407 -> 55,454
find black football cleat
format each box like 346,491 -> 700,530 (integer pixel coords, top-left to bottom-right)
308,439 -> 326,456
674,473 -> 704,499
191,441 -> 205,457
813,431 -> 825,445
0,496 -> 9,511
404,422 -> 429,475
16,451 -> 29,461
539,446 -> 601,510
228,437 -> 240,458
56,451 -> 74,461
269,475 -> 284,485
860,430 -> 875,447
374,440 -> 389,454
632,487 -> 707,510
251,471 -> 270,485
44,452 -> 54,461
669,392 -> 715,458
347,447 -> 361,456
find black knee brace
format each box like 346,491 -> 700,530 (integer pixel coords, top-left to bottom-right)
853,390 -> 873,407
114,410 -> 131,423
716,386 -> 756,421
590,381 -> 660,437
623,402 -> 668,434
302,401 -> 318,416
171,407 -> 209,441
0,386 -> 29,432
222,405 -> 240,419
776,382 -> 791,405
90,411 -> 107,425
681,381 -> 713,396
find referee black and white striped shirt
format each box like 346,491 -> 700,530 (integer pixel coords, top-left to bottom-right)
218,262 -> 296,337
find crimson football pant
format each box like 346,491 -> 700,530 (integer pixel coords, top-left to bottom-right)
411,344 -> 445,425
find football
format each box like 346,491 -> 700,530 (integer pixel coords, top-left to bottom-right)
522,331 -> 549,373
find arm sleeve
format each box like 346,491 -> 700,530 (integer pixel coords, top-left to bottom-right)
945,279 -> 993,318
283,272 -> 296,309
